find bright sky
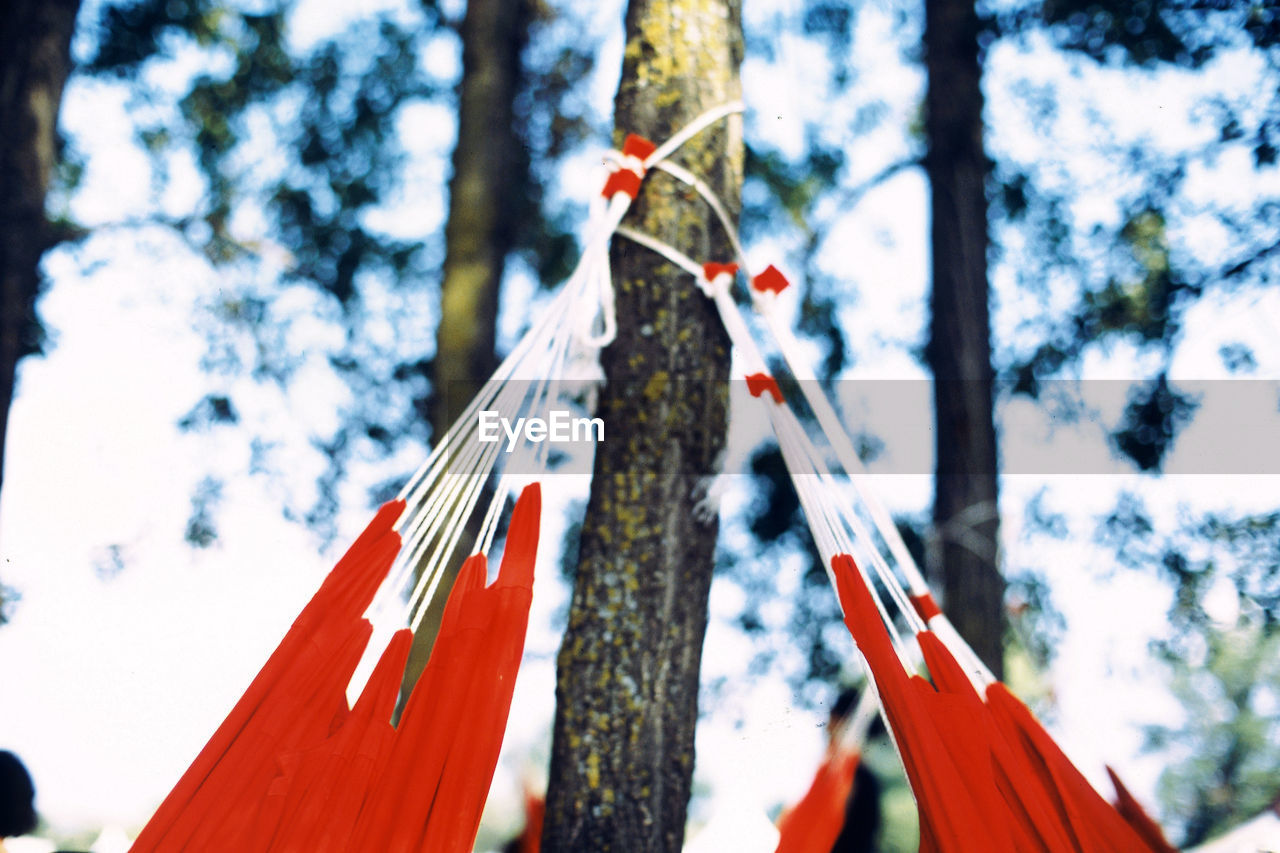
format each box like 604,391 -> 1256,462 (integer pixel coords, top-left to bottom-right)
1,0 -> 1277,849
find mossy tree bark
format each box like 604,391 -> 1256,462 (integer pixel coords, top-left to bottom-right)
403,0 -> 533,693
923,0 -> 1004,678
0,0 -> 80,509
542,1 -> 742,850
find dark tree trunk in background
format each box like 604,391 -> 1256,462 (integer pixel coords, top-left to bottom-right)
432,0 -> 530,424
923,0 -> 1004,678
542,0 -> 742,849
403,0 -> 532,691
0,0 -> 81,509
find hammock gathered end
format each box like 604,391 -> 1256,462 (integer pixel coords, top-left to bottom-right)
128,105 -> 744,853
607,120 -> 1175,851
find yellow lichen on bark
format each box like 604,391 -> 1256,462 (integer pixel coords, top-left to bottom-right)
543,0 -> 743,851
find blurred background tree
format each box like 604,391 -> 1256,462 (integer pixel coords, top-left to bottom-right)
75,0 -> 595,537
1101,497 -> 1280,845
0,0 -> 83,617
722,0 -> 1279,843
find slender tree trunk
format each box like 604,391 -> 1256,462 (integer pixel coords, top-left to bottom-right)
403,0 -> 532,692
542,2 -> 742,850
923,0 -> 1004,677
432,0 -> 530,426
0,0 -> 81,509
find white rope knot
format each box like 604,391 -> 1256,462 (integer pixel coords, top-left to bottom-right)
619,152 -> 645,176
691,472 -> 728,523
700,262 -> 738,300
580,250 -> 618,348
601,134 -> 657,200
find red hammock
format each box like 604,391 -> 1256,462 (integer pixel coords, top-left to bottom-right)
1107,765 -> 1179,853
775,747 -> 859,853
130,483 -> 541,853
831,553 -> 1170,853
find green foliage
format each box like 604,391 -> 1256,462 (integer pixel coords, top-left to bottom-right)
84,0 -> 234,75
80,3 -> 443,539
1005,196 -> 1199,377
1007,203 -> 1197,407
1147,616 -> 1280,847
184,475 -> 224,548
1101,498 -> 1280,635
1109,373 -> 1198,473
744,142 -> 846,237
72,0 -> 594,541
1036,0 -> 1206,67
801,1 -> 857,85
177,393 -> 239,430
992,0 -> 1279,474
862,736 -> 920,853
513,3 -> 600,284
0,583 -> 18,626
740,445 -> 850,691
1090,210 -> 1179,341
1004,568 -> 1065,671
997,0 -> 1278,70
1100,494 -> 1280,843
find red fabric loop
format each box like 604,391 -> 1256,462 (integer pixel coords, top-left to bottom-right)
702,262 -> 739,283
1107,766 -> 1180,853
752,264 -> 790,294
600,134 -> 657,199
601,169 -> 643,199
621,133 -> 657,161
909,592 -> 942,622
745,372 -> 783,404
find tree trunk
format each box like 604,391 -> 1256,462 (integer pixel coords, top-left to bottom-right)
403,0 -> 532,693
0,0 -> 81,507
923,0 -> 1004,678
542,2 -> 742,850
432,0 -> 531,429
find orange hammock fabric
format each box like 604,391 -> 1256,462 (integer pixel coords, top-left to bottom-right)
1107,765 -> 1179,853
830,553 -> 1168,853
130,484 -> 541,853
775,747 -> 859,853
507,790 -> 545,853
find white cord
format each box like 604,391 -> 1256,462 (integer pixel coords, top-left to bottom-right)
367,101 -> 751,633
634,144 -> 1000,689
